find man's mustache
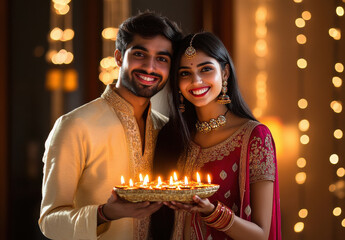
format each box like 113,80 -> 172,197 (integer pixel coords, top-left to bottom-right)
132,70 -> 162,80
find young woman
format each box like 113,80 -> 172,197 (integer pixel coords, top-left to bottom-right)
152,32 -> 281,240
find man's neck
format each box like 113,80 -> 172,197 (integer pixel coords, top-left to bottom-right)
114,86 -> 150,122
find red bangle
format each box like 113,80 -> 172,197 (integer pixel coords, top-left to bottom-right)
98,204 -> 111,222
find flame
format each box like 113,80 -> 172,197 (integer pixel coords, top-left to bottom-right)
170,176 -> 173,185
196,172 -> 201,184
173,172 -> 178,181
121,176 -> 125,185
139,173 -> 143,182
129,179 -> 133,187
207,174 -> 211,184
184,176 -> 189,185
144,175 -> 149,184
157,176 -> 162,186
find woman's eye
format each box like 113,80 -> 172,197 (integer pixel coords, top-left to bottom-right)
201,66 -> 212,72
179,71 -> 190,77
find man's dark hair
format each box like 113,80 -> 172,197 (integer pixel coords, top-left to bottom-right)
116,11 -> 182,54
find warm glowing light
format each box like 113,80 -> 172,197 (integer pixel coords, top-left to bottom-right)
99,72 -> 113,85
184,176 -> 189,185
337,168 -> 345,177
100,57 -> 117,69
62,29 -> 74,41
53,0 -> 71,4
50,27 -> 63,41
329,28 -> 341,40
63,69 -> 78,91
300,134 -> 309,144
335,63 -> 344,72
297,158 -> 307,168
342,219 -> 345,227
207,174 -> 211,184
296,34 -> 307,44
121,176 -> 125,184
102,27 -> 119,40
295,18 -> 306,28
334,129 -> 343,139
298,98 -> 308,109
297,58 -> 307,69
295,172 -> 307,184
255,39 -> 267,57
329,184 -> 336,192
298,119 -> 310,132
196,172 -> 201,183
330,101 -> 343,113
46,69 -> 62,90
157,176 -> 162,186
333,207 -> 342,216
170,176 -> 173,185
336,6 -> 344,16
330,154 -> 339,164
139,173 -> 143,182
332,76 -> 342,87
299,209 -> 308,218
144,175 -> 149,183
294,222 -> 304,232
294,0 -> 303,3
255,6 -> 267,22
256,26 -> 267,38
173,172 -> 178,181
302,11 -> 311,20
54,3 -> 70,15
129,179 -> 133,187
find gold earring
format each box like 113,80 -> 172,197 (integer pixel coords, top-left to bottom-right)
179,91 -> 185,112
217,79 -> 231,104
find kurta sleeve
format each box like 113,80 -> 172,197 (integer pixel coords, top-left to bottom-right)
248,124 -> 276,184
38,115 -> 107,240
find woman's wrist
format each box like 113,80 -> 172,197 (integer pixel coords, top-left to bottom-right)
97,204 -> 112,223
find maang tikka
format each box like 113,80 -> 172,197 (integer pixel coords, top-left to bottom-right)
184,34 -> 198,58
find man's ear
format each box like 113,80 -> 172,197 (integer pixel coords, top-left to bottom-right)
114,49 -> 123,67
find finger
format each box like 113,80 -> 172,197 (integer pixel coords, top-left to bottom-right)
133,201 -> 150,209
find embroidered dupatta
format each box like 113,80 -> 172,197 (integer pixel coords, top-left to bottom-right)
172,120 -> 281,240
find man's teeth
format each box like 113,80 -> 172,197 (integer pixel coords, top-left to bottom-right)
138,74 -> 155,81
192,88 -> 209,95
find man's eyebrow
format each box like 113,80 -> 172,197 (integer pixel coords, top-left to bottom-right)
178,61 -> 214,70
131,45 -> 172,59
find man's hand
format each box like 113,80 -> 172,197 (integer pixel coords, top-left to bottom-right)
101,189 -> 163,221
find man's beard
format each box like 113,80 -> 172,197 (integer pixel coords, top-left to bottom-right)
120,69 -> 167,98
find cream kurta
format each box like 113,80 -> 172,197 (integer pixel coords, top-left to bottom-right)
39,85 -> 168,240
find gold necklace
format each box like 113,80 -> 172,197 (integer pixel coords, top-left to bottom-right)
195,110 -> 229,134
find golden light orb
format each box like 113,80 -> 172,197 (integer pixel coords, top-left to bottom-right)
297,158 -> 307,168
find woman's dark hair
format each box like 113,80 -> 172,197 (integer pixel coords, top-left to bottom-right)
152,32 -> 257,239
116,11 -> 182,55
154,32 -> 256,176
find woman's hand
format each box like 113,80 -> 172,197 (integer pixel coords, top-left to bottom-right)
163,195 -> 215,216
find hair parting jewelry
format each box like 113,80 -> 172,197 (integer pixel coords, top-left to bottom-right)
184,33 -> 198,59
195,109 -> 229,134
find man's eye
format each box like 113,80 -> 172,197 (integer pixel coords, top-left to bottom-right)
157,56 -> 168,62
133,52 -> 144,57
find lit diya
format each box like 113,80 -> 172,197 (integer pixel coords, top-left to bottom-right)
114,172 -> 220,203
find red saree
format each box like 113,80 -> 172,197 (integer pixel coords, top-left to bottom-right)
173,120 -> 281,240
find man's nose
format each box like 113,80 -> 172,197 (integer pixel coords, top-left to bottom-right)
142,57 -> 156,73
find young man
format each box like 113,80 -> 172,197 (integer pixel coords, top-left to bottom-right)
38,12 -> 182,240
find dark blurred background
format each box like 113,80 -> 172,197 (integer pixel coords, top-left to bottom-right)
1,0 -> 344,239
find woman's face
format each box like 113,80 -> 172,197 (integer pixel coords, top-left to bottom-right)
178,50 -> 227,108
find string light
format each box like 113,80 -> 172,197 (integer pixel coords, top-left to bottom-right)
294,0 -> 311,234
99,0 -> 129,85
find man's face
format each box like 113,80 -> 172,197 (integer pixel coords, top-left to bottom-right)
115,34 -> 173,98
